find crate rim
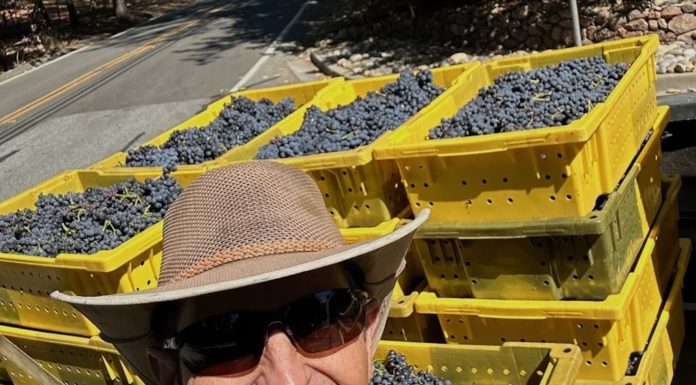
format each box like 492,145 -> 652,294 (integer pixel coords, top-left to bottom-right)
238,63 -> 482,171
90,78 -> 343,172
413,106 -> 670,238
373,35 -> 660,160
414,215 -> 687,320
0,168 -> 205,272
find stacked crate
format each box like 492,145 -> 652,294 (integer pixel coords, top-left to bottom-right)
0,34 -> 688,385
372,35 -> 689,384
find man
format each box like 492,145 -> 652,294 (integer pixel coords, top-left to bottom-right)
53,161 -> 429,385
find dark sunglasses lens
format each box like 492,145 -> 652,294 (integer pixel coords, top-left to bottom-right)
288,289 -> 367,353
177,313 -> 265,375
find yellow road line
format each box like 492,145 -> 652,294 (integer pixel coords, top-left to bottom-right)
0,18 -> 201,124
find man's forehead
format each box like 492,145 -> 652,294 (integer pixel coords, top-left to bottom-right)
171,264 -> 357,331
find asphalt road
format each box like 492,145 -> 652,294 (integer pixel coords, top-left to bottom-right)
0,0 -> 316,200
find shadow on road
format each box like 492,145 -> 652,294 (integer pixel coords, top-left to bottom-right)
76,0 -> 308,66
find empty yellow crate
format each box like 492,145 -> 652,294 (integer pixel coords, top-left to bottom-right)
0,169 -> 204,337
91,79 -> 340,173
374,340 -> 583,385
415,214 -> 685,381
215,64 -> 481,227
575,239 -> 689,385
342,216 -> 436,342
384,280 -> 443,343
412,125 -> 668,300
0,325 -> 140,385
374,36 -> 659,224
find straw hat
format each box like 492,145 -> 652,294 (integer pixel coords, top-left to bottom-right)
53,161 -> 428,384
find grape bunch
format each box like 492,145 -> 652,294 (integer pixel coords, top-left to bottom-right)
0,177 -> 181,257
256,70 -> 443,159
370,350 -> 452,385
428,57 -> 628,139
126,97 -> 296,171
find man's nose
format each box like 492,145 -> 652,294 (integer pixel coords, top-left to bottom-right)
262,328 -> 310,384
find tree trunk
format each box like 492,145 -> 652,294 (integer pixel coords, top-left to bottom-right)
113,0 -> 130,22
66,0 -> 79,26
33,0 -> 52,27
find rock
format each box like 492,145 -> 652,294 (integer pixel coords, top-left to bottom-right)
664,31 -> 678,42
528,35 -> 543,48
449,52 -> 470,64
552,26 -> 563,42
528,25 -> 544,36
502,37 -> 520,49
667,88 -> 688,94
559,19 -> 574,28
625,19 -> 649,31
677,32 -> 695,43
670,47 -> 684,55
683,3 -> 696,13
595,27 -> 616,41
675,62 -> 688,72
512,4 -> 530,20
662,5 -> 683,19
595,7 -> 613,25
549,14 -> 561,24
649,19 -> 660,30
352,66 -> 364,75
541,22 -> 554,32
620,30 -> 645,38
628,9 -> 644,21
669,14 -> 696,34
585,25 -> 600,40
609,15 -> 627,31
558,8 -> 572,19
657,63 -> 669,74
684,48 -> 696,59
646,10 -> 661,20
362,58 -> 377,68
659,18 -> 669,29
349,53 -> 364,62
380,51 -> 394,59
337,58 -> 353,69
514,29 -> 528,41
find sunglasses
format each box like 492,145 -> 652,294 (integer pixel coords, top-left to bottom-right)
162,288 -> 372,375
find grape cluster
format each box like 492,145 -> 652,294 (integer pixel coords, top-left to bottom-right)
428,57 -> 628,139
126,97 -> 296,171
370,350 -> 452,385
0,177 -> 181,257
256,70 -> 443,159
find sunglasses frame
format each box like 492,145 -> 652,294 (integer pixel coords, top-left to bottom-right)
161,288 -> 372,375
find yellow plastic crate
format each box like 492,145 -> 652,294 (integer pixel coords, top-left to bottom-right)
0,326 -> 139,385
415,207 -> 685,381
374,36 -> 659,224
90,79 -> 340,173
375,340 -> 583,385
0,169 -> 205,337
340,216 -> 435,342
576,241 -> 688,385
215,64 -> 481,227
0,174 -> 411,339
384,280 -> 443,343
412,124 -> 668,300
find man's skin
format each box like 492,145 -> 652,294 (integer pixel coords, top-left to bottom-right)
147,264 -> 383,385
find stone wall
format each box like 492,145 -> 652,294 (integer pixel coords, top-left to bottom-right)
323,1 -> 696,52
434,1 -> 696,52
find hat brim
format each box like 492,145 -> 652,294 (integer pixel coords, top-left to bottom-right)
51,210 -> 429,385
